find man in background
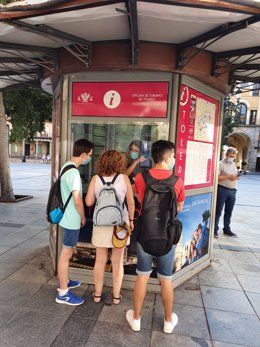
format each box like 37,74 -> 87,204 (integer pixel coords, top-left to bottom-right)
214,147 -> 240,238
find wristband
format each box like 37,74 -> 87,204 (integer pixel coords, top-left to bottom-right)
129,219 -> 134,222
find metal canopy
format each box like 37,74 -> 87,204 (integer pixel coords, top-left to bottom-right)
1,0 -> 260,93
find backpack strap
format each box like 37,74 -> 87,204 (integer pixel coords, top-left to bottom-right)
98,173 -> 120,186
60,164 -> 77,211
142,170 -> 179,187
60,164 -> 77,178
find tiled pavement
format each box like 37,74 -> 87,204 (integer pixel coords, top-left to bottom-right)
0,163 -> 259,347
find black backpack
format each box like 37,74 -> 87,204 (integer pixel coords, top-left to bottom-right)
46,164 -> 76,224
140,171 -> 182,257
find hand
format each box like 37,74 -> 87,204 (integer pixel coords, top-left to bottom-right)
137,155 -> 146,164
81,217 -> 87,227
129,220 -> 134,231
229,175 -> 238,181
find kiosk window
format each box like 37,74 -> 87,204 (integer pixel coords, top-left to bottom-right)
71,122 -> 169,190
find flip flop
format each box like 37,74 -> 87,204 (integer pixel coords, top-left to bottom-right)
112,294 -> 122,305
92,292 -> 102,303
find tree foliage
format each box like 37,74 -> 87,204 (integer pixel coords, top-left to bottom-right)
222,99 -> 240,146
3,88 -> 52,142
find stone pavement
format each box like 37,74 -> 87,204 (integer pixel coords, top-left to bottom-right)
0,163 -> 259,347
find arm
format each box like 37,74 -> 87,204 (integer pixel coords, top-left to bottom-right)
177,201 -> 184,212
72,190 -> 86,226
124,175 -> 135,230
85,176 -> 96,206
218,174 -> 239,182
125,156 -> 146,176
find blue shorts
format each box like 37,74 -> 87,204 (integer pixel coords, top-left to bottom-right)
136,242 -> 176,280
63,228 -> 80,248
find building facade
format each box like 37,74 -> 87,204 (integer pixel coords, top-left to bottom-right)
228,83 -> 260,172
8,121 -> 52,160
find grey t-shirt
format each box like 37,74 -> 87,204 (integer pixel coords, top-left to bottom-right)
218,159 -> 237,189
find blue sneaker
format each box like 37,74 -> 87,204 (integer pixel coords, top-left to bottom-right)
68,279 -> 81,289
55,291 -> 84,306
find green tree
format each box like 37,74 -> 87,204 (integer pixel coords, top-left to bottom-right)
4,88 -> 52,142
0,88 -> 52,202
222,99 -> 240,146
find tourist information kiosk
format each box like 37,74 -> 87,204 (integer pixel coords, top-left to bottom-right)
49,71 -> 222,291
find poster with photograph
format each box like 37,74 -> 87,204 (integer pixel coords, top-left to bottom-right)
174,193 -> 212,272
175,85 -> 219,189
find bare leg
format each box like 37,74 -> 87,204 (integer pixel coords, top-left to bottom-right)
160,278 -> 174,321
133,275 -> 150,319
58,247 -> 73,290
93,247 -> 108,297
111,247 -> 124,302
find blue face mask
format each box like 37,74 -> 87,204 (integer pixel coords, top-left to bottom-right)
82,157 -> 91,166
130,151 -> 139,160
168,158 -> 175,171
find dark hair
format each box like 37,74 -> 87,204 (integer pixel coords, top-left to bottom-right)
73,139 -> 94,157
151,140 -> 175,164
128,140 -> 141,151
96,150 -> 126,176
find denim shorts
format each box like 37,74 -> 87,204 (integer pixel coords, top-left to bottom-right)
136,242 -> 176,280
63,228 -> 80,248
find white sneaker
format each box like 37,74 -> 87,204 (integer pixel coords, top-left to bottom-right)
163,313 -> 178,334
126,309 -> 141,331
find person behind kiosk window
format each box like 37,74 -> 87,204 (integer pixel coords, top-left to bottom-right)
126,140 -> 185,334
55,139 -> 94,306
125,140 -> 147,185
214,147 -> 240,238
85,150 -> 135,305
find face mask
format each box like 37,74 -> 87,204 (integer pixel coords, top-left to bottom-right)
227,157 -> 234,163
168,158 -> 175,171
82,157 -> 91,165
130,151 -> 139,160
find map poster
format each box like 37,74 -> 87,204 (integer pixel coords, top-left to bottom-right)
175,85 -> 219,189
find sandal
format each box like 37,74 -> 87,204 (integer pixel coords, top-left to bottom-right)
92,292 -> 102,303
112,294 -> 122,305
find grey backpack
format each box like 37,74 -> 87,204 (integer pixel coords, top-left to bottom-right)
93,174 -> 124,226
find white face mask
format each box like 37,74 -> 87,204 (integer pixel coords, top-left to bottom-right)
227,157 -> 235,163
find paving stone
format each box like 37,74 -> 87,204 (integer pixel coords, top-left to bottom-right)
85,320 -> 150,347
0,306 -> 19,328
153,298 -> 210,340
72,289 -> 109,320
0,309 -> 65,347
151,331 -> 213,347
237,275 -> 260,293
98,289 -> 155,330
229,263 -> 260,276
7,261 -> 54,284
0,279 -> 42,309
25,285 -> 75,316
51,314 -> 95,347
207,257 -> 233,273
201,285 -> 255,315
0,246 -> 12,256
206,308 -> 260,346
246,292 -> 260,318
213,342 -> 253,347
174,282 -> 203,307
198,270 -> 243,290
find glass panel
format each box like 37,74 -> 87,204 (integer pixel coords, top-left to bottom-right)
70,121 -> 169,276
